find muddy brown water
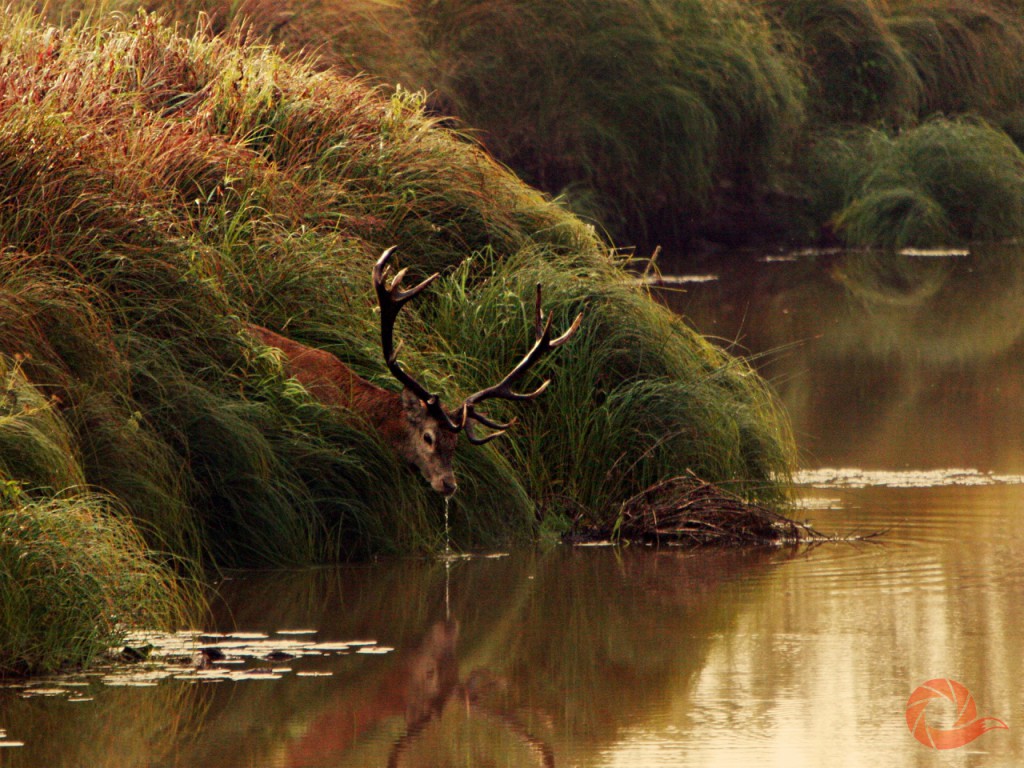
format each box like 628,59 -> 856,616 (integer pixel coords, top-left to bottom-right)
4,248 -> 1024,766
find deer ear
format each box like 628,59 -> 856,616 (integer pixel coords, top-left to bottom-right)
401,388 -> 427,423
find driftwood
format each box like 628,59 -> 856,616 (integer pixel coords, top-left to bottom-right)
602,475 -> 824,546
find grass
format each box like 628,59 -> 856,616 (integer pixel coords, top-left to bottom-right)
763,0 -> 921,126
0,489 -> 193,676
30,0 -> 1024,249
8,0 -> 1024,676
803,118 -> 1024,247
53,0 -> 807,249
889,0 -> 1024,119
427,249 -> 794,522
403,0 -> 807,247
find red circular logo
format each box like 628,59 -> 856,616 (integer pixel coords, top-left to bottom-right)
906,679 -> 1007,750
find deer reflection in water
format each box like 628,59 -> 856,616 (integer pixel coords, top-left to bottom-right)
286,618 -> 554,767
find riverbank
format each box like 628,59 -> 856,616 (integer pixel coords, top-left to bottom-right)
62,0 -> 1024,253
0,9 -> 795,675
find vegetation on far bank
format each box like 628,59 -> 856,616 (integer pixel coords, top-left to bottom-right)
0,9 -> 795,673
43,0 -> 1024,251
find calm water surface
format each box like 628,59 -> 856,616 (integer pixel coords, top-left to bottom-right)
4,248 -> 1024,767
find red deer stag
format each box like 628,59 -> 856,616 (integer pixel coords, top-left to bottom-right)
246,247 -> 582,495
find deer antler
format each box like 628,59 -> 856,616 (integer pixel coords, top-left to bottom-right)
459,284 -> 583,445
373,246 -> 463,430
374,247 -> 583,442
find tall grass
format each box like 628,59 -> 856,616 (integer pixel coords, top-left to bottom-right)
427,250 -> 794,521
803,118 -> 1024,247
0,490 -> 193,676
405,0 -> 805,245
763,0 -> 921,126
55,0 -> 805,248
0,6 -> 794,575
889,0 -> 1024,119
33,0 -> 1024,249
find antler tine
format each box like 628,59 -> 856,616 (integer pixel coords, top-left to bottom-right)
464,286 -> 579,407
550,310 -> 584,348
458,285 -> 583,441
372,247 -> 461,430
373,248 -> 440,307
463,420 -> 507,446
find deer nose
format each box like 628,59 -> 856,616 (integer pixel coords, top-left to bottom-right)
440,478 -> 458,496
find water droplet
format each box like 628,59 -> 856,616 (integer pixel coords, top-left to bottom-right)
443,495 -> 451,556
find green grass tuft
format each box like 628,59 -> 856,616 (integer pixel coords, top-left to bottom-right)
803,118 -> 1024,247
0,490 -> 194,677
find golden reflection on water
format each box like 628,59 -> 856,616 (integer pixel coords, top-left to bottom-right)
4,504 -> 1022,768
4,249 -> 1024,766
661,246 -> 1024,473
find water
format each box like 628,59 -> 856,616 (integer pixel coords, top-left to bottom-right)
444,495 -> 451,556
4,248 -> 1024,766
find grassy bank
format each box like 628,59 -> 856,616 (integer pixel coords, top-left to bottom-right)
52,0 -> 1024,251
802,118 -> 1024,248
0,10 -> 795,672
0,487 -> 191,677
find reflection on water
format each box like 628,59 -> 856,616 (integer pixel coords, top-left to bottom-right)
5,247 -> 1024,766
661,246 -> 1024,473
3,517 -> 1023,767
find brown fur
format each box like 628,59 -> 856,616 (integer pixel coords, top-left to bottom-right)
246,323 -> 458,494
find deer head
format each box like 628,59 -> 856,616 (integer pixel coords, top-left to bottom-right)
373,247 -> 582,495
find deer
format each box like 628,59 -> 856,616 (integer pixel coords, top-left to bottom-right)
246,247 -> 582,496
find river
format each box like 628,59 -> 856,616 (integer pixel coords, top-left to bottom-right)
2,247 -> 1023,766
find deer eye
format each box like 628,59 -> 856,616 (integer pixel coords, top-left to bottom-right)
423,431 -> 435,447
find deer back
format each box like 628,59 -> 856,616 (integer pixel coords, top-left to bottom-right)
245,323 -> 459,494
245,323 -> 384,413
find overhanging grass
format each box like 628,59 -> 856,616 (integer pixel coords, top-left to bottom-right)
0,7 -> 806,676
802,118 -> 1024,247
54,0 -> 806,248
426,250 -> 794,524
0,490 -> 193,677
28,0 -> 1024,250
763,0 -> 921,126
0,7 -> 794,569
889,0 -> 1024,118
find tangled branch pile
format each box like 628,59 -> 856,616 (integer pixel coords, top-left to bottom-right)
611,475 -> 821,546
